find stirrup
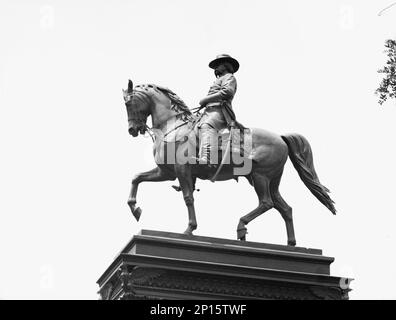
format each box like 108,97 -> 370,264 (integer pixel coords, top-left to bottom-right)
190,155 -> 207,164
190,156 -> 217,168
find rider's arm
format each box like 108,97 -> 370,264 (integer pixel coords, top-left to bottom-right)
218,73 -> 237,100
199,92 -> 223,105
199,74 -> 237,106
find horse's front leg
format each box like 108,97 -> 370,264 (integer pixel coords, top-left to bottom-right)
128,167 -> 174,221
175,164 -> 197,235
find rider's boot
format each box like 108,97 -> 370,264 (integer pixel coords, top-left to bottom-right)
194,125 -> 217,169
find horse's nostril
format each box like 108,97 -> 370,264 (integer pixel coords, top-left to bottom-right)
129,128 -> 138,137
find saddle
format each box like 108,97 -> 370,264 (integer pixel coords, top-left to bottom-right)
216,102 -> 251,159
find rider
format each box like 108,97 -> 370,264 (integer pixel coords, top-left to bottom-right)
196,54 -> 239,166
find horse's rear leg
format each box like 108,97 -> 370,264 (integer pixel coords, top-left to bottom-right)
271,176 -> 296,246
237,175 -> 273,241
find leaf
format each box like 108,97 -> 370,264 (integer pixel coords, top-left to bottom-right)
376,39 -> 396,105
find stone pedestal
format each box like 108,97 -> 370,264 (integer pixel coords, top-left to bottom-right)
97,230 -> 351,300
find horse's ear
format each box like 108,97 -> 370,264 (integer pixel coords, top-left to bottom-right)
128,79 -> 133,93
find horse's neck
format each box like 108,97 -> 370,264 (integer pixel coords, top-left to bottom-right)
150,100 -> 179,132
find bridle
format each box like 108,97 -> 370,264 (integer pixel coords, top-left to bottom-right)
125,90 -> 152,140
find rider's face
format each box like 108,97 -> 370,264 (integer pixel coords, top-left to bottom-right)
214,63 -> 227,78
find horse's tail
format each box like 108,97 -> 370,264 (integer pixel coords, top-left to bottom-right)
281,134 -> 336,215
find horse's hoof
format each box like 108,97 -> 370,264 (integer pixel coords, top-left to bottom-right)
237,226 -> 247,241
183,229 -> 194,236
132,207 -> 142,221
288,239 -> 296,247
183,225 -> 196,236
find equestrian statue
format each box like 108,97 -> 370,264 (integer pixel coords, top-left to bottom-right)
122,54 -> 336,246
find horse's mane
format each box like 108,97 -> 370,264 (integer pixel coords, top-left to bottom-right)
134,84 -> 195,121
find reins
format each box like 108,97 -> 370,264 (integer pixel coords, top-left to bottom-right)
144,105 -> 206,143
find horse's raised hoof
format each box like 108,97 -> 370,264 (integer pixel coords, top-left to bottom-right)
132,207 -> 142,221
127,199 -> 142,221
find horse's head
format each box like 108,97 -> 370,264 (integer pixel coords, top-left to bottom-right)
122,79 -> 151,137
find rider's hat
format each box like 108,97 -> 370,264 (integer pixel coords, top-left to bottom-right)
208,54 -> 240,73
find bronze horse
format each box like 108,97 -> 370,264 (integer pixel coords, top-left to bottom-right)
123,80 -> 336,246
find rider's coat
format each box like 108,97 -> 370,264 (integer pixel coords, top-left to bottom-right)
200,73 -> 237,130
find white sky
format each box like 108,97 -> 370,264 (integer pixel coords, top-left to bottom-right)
1,0 -> 396,300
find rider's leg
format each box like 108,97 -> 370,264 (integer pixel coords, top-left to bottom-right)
197,123 -> 217,164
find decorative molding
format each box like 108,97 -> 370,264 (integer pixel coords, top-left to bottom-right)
108,267 -> 345,300
98,282 -> 113,300
309,285 -> 347,300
